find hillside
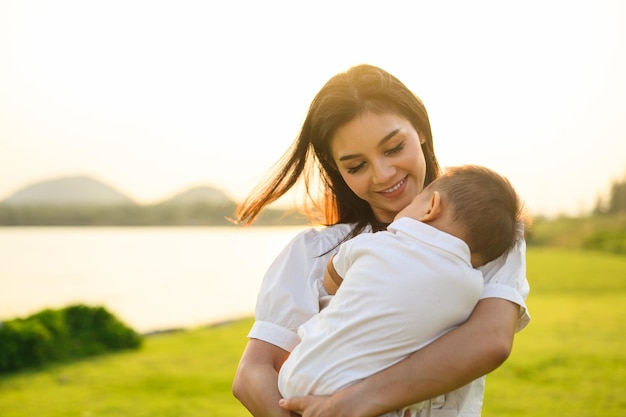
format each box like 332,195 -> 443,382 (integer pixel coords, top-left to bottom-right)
1,176 -> 236,207
160,185 -> 234,206
1,176 -> 135,206
0,176 -> 306,226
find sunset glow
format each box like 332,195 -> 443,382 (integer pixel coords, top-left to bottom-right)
1,0 -> 625,217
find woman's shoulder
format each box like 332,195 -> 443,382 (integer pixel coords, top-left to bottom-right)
290,223 -> 355,248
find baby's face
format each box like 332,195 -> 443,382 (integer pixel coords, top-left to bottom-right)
394,190 -> 432,221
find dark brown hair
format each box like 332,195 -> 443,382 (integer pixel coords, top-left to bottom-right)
235,64 -> 441,238
430,165 -> 524,266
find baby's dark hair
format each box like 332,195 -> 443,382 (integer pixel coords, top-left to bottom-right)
431,165 -> 524,266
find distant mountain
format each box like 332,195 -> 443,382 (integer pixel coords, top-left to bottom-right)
1,176 -> 136,206
0,176 -> 310,226
160,185 -> 234,206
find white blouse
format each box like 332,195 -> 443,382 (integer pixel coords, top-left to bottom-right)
247,222 -> 531,417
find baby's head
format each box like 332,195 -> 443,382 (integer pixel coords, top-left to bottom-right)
396,165 -> 524,267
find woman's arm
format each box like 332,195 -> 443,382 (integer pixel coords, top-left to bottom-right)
233,338 -> 298,417
280,297 -> 520,417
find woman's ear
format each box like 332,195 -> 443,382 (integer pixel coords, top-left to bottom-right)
419,191 -> 441,223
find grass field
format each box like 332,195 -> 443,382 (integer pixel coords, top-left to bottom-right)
484,247 -> 626,416
1,247 -> 625,417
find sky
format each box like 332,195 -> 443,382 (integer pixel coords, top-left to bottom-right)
1,0 -> 625,218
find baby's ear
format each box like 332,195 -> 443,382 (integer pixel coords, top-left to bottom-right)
419,191 -> 441,223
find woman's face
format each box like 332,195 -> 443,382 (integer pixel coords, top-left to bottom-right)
330,112 -> 427,223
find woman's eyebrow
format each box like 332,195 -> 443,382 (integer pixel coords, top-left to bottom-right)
338,128 -> 402,161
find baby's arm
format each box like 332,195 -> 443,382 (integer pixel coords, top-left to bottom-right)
323,254 -> 343,295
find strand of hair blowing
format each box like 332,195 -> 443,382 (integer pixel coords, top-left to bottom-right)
234,132 -> 311,225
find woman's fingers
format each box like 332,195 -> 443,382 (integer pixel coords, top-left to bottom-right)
279,395 -> 333,417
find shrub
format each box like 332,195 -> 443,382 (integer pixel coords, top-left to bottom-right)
583,230 -> 626,254
0,319 -> 53,371
63,305 -> 142,356
0,304 -> 142,373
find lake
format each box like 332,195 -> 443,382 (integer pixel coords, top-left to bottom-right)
0,226 -> 307,333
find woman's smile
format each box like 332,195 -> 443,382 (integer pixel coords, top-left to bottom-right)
379,176 -> 408,196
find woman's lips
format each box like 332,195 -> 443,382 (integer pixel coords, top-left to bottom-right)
379,176 -> 407,196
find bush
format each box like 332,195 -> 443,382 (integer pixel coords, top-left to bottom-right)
0,320 -> 53,371
63,305 -> 142,356
0,305 -> 142,373
583,230 -> 626,254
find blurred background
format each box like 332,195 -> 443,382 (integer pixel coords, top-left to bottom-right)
1,0 -> 625,218
2,0 -> 626,330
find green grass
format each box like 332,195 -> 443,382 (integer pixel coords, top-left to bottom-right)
483,248 -> 626,417
1,248 -> 625,417
0,321 -> 252,417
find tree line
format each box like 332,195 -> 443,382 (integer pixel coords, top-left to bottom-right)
594,172 -> 626,215
2,172 -> 625,226
0,202 -> 309,226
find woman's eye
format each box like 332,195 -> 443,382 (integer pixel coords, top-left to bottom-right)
385,142 -> 404,156
347,162 -> 365,174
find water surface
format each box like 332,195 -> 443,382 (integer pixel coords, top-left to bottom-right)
0,226 -> 306,333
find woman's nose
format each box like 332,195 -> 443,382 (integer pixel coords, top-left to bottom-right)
371,160 -> 395,184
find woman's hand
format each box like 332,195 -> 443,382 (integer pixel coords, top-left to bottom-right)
279,395 -> 334,417
232,338 -> 297,417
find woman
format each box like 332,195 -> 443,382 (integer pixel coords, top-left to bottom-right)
232,64 -> 530,417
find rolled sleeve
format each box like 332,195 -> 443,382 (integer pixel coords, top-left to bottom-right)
477,238 -> 531,332
248,225 -> 350,351
248,320 -> 301,352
